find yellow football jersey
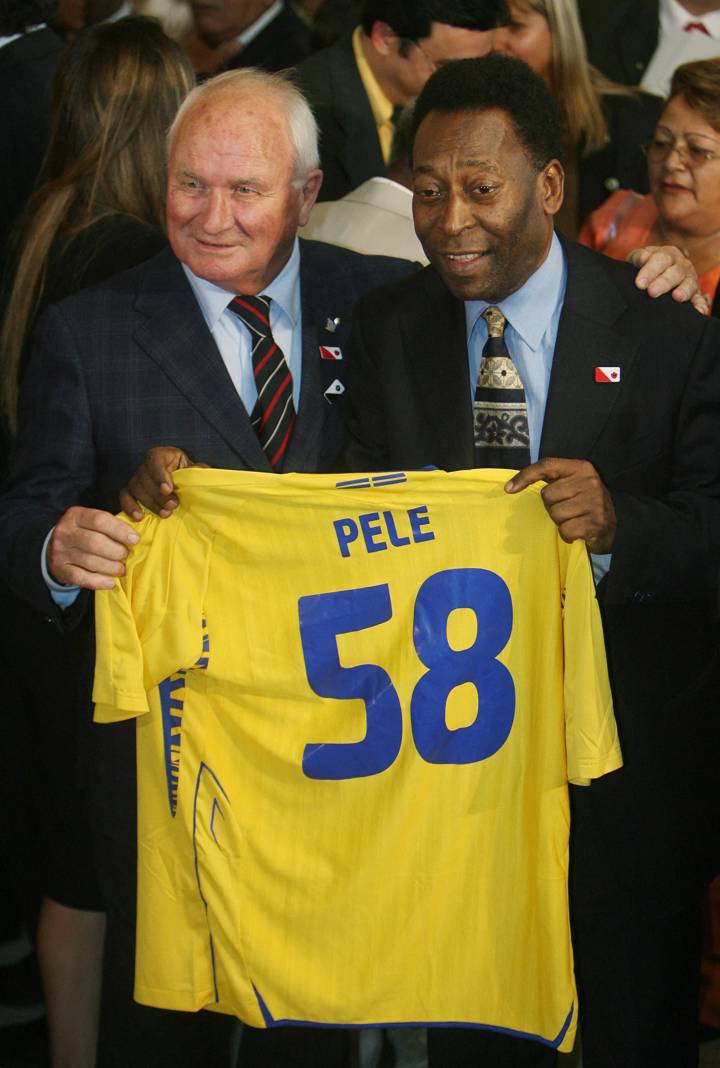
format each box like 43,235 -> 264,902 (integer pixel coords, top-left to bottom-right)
93,467 -> 621,1054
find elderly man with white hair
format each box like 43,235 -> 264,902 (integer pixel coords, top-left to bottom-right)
0,66 -> 414,1068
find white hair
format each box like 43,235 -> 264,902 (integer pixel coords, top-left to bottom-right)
166,67 -> 320,185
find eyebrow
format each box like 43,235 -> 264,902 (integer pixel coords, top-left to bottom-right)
655,124 -> 720,143
414,159 -> 499,173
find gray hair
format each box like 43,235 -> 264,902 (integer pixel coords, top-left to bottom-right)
166,67 -> 320,186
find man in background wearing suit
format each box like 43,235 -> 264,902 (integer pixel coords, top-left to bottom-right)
294,0 -> 509,202
343,53 -> 720,1068
579,0 -> 720,88
0,67 -> 412,1068
185,0 -> 311,77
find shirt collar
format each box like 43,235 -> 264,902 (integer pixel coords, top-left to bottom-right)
181,235 -> 301,331
235,0 -> 283,47
0,23 -> 44,48
352,25 -> 394,130
660,0 -> 720,34
464,231 -> 566,350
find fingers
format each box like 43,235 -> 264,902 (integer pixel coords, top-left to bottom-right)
48,506 -> 140,590
505,457 -> 582,493
689,292 -> 710,316
628,245 -> 698,301
505,458 -> 616,553
118,446 -> 193,519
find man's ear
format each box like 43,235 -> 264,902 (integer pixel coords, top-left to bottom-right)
298,169 -> 323,226
369,20 -> 398,57
541,159 -> 564,218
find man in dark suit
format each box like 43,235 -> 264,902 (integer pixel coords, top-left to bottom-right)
0,0 -> 63,259
342,53 -> 720,1068
0,67 -> 413,1068
579,0 -> 720,87
294,0 -> 509,202
185,0 -> 311,77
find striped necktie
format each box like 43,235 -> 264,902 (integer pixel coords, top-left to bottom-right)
229,294 -> 296,470
473,305 -> 531,470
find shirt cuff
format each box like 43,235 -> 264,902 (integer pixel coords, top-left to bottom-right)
589,552 -> 612,585
41,527 -> 81,608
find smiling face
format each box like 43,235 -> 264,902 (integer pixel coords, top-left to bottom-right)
411,107 -> 561,302
166,94 -> 321,294
648,94 -> 720,236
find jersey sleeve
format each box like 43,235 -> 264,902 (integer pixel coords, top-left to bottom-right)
561,539 -> 623,786
92,505 -> 212,723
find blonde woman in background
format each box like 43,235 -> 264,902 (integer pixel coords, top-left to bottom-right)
495,0 -> 663,236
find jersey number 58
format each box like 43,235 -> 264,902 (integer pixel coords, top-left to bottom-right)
298,567 -> 514,780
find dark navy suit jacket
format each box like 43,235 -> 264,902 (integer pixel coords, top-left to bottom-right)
0,239 -> 415,621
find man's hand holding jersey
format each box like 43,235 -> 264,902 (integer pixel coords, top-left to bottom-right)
506,458 -> 616,554
118,446 -> 207,520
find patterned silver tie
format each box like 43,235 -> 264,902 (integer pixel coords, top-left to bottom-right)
473,306 -> 531,470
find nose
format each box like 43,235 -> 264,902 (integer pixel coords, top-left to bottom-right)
441,189 -> 476,236
200,188 -> 234,234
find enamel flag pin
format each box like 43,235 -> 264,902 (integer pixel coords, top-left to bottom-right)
324,378 -> 345,403
319,345 -> 343,361
595,366 -> 621,383
325,316 -> 341,333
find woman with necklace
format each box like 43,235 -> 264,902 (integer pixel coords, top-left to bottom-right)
579,58 -> 720,308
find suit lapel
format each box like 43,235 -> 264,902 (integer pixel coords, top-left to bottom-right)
286,243 -> 348,470
540,242 -> 638,459
330,40 -> 385,189
133,250 -> 269,470
401,269 -> 475,470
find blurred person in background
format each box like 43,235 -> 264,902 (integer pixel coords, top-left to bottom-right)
494,0 -> 663,236
184,0 -> 311,77
579,59 -> 720,309
0,19 -> 193,1067
294,0 -> 509,202
0,0 -> 62,261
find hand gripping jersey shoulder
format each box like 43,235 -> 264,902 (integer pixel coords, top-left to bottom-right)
93,467 -> 621,1054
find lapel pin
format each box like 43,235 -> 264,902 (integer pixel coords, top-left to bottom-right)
319,345 -> 343,361
594,366 -> 621,383
325,316 -> 341,333
324,378 -> 345,403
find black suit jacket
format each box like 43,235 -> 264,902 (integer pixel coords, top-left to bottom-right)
342,240 -> 720,904
223,2 -> 311,72
576,90 -> 662,225
0,239 -> 415,622
578,0 -> 659,85
294,33 -> 385,202
0,28 -> 64,258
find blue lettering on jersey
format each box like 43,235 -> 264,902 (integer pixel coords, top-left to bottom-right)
333,506 -> 435,558
298,568 -> 514,779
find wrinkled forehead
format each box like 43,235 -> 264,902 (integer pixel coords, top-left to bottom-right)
171,91 -> 294,164
412,107 -> 524,168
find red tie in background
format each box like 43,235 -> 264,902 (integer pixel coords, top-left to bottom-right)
229,294 -> 296,470
684,20 -> 711,34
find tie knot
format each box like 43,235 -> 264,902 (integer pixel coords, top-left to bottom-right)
230,294 -> 271,331
481,305 -> 507,339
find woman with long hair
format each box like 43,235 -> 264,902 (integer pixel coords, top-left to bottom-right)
494,0 -> 663,236
0,19 -> 192,1067
1,15 -> 194,432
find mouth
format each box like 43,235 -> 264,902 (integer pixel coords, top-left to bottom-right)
440,250 -> 489,273
660,182 -> 692,194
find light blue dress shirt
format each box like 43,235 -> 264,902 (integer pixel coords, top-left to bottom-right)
182,235 -> 303,412
465,231 -> 566,464
45,239 -> 304,606
465,233 -> 610,583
